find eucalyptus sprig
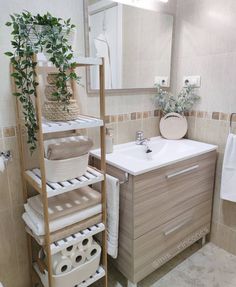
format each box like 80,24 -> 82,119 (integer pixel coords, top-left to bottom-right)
5,11 -> 79,152
155,84 -> 200,115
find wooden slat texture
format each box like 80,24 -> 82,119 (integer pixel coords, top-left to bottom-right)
26,214 -> 102,245
50,222 -> 105,255
25,166 -> 104,197
42,115 -> 103,134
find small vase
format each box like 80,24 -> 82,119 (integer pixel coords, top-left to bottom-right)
159,112 -> 188,140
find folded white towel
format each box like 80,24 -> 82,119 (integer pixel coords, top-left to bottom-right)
94,174 -> 120,259
221,133 -> 236,202
22,203 -> 102,236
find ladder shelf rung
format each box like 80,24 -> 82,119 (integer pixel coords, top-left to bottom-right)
26,214 -> 103,245
25,166 -> 104,197
50,222 -> 105,255
37,55 -> 103,68
42,115 -> 104,134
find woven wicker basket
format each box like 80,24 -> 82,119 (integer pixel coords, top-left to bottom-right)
44,85 -> 73,101
43,100 -> 80,121
47,73 -> 59,85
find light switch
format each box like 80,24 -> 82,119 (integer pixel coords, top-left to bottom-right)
183,76 -> 201,88
154,76 -> 169,87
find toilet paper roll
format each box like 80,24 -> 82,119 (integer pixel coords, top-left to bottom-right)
85,241 -> 101,261
70,249 -> 86,268
78,236 -> 93,251
61,244 -> 77,256
0,156 -> 5,173
52,253 -> 72,275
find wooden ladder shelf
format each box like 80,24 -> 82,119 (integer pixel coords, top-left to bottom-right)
12,55 -> 107,287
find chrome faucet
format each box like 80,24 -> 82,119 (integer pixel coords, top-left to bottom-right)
136,131 -> 150,145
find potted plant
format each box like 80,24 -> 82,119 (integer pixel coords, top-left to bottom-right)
155,85 -> 200,139
5,11 -> 80,152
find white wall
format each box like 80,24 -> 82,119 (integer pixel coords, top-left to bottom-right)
172,0 -> 236,113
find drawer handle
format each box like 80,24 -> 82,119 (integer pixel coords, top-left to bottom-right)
163,217 -> 192,236
166,165 -> 199,179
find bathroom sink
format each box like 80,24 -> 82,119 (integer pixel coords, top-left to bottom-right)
90,137 -> 217,175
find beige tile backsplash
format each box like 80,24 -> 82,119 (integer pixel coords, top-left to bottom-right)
185,114 -> 236,256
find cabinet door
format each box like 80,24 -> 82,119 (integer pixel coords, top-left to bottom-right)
133,151 -> 216,238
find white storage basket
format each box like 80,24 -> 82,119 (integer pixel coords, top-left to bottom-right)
34,244 -> 101,287
45,153 -> 89,182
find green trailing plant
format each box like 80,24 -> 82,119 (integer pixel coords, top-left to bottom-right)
5,11 -> 80,152
155,84 -> 200,115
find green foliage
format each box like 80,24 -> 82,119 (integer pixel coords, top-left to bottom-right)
5,11 -> 79,153
155,84 -> 200,115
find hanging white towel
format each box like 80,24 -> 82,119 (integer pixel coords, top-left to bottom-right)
94,174 -> 120,259
221,133 -> 236,202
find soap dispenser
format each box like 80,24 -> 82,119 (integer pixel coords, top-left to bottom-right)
106,127 -> 114,154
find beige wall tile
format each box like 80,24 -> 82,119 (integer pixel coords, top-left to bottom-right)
12,206 -> 31,287
0,210 -> 21,287
117,120 -> 142,144
210,222 -> 236,256
3,126 -> 15,138
220,201 -> 236,231
142,117 -> 160,139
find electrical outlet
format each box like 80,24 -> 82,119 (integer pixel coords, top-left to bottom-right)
154,76 -> 169,87
183,76 -> 201,88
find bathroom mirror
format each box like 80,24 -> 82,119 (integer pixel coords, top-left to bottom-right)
84,0 -> 174,93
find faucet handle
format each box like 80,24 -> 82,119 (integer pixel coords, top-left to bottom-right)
136,131 -> 144,141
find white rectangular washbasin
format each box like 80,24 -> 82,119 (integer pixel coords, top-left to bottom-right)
90,137 -> 217,176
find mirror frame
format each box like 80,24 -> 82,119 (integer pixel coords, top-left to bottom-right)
83,0 -> 164,96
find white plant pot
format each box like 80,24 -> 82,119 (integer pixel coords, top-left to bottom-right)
160,112 -> 188,140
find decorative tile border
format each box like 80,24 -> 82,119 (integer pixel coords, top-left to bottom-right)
105,110 -> 234,124
3,126 -> 16,137
105,110 -> 160,124
186,111 -> 231,122
0,110 -> 234,137
0,126 -> 16,138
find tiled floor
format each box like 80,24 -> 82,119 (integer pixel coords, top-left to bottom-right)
94,243 -> 236,287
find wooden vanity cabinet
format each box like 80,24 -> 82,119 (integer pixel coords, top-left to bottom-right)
93,150 -> 217,284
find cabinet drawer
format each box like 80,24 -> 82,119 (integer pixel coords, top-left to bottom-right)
133,200 -> 211,282
133,151 -> 216,238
